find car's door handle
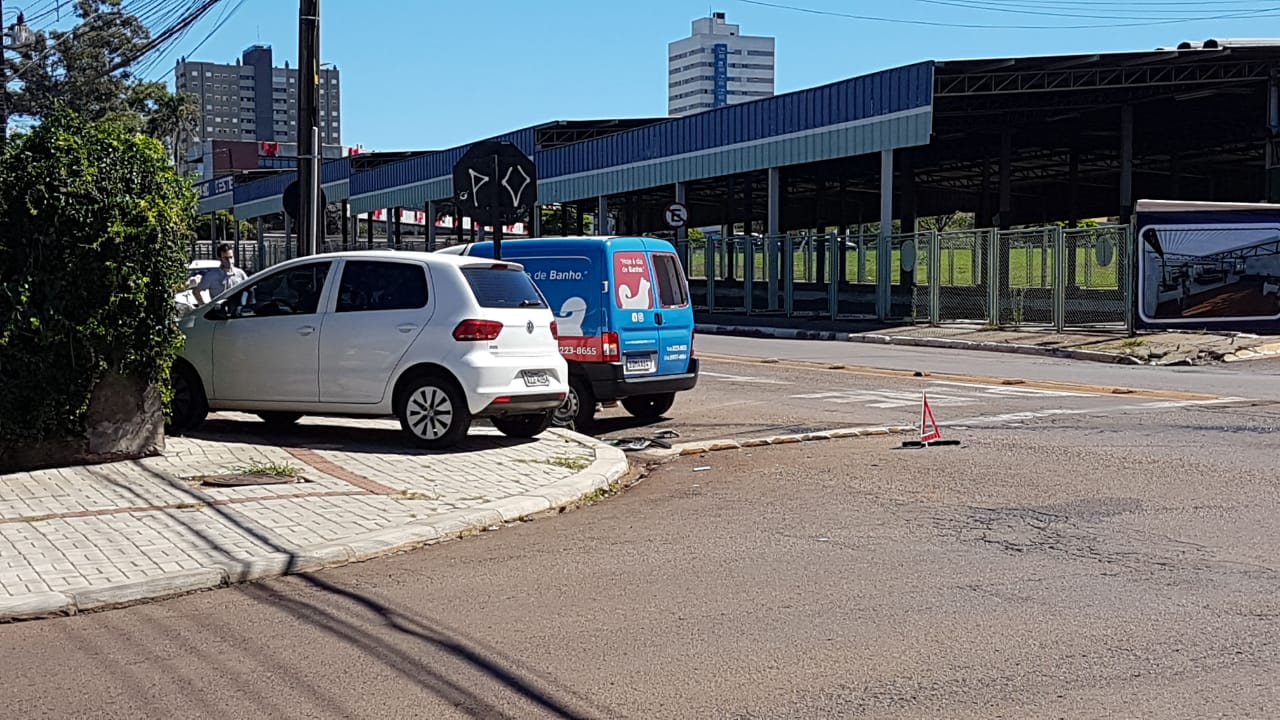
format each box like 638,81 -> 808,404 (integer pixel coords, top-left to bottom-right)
297,325 -> 316,336
654,312 -> 664,326
397,323 -> 417,334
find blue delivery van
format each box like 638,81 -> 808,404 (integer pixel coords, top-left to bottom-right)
440,237 -> 699,429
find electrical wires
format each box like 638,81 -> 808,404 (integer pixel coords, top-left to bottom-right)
734,0 -> 1280,29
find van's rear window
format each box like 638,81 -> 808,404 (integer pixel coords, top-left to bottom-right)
461,267 -> 548,308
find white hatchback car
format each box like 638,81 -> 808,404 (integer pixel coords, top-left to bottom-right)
168,251 -> 569,449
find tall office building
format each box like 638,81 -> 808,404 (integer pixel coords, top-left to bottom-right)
667,12 -> 775,117
175,44 -> 341,146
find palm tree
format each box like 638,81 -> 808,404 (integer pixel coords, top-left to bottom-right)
145,91 -> 199,168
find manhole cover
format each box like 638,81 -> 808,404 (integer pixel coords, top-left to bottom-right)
193,473 -> 309,487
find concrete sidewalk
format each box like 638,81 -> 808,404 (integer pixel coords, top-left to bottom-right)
696,317 -> 1280,366
0,413 -> 629,621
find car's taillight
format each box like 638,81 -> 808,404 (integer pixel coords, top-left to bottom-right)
550,320 -> 559,339
690,328 -> 696,358
602,332 -> 620,362
453,319 -> 503,341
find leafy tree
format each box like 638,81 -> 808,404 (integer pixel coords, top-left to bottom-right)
540,204 -> 593,235
5,0 -> 160,127
144,89 -> 199,167
196,209 -> 254,243
0,108 -> 194,458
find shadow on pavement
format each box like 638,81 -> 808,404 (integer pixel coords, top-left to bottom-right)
183,417 -> 539,456
95,463 -> 612,720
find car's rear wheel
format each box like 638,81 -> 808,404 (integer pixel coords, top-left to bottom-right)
551,376 -> 595,431
167,363 -> 208,434
621,392 -> 676,420
397,373 -> 471,449
491,411 -> 554,439
257,412 -> 302,429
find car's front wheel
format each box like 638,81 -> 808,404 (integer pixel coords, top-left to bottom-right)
491,411 -> 554,439
167,363 -> 208,434
397,373 -> 471,449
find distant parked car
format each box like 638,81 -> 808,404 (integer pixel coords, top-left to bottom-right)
168,251 -> 569,449
175,259 -> 222,314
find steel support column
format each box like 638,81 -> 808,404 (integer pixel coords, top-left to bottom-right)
426,200 -> 437,250
1120,104 -> 1134,223
255,217 -> 265,272
595,196 -> 608,235
877,150 -> 893,321
675,182 -> 688,267
340,199 -> 350,250
766,167 -> 781,311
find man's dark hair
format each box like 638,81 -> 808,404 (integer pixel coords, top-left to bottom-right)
216,242 -> 233,256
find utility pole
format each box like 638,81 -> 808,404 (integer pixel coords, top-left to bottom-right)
1,8 -> 32,150
296,0 -> 320,256
1,0 -> 7,149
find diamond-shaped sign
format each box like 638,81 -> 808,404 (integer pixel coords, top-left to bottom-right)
452,141 -> 537,227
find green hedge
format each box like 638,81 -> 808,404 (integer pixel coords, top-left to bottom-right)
0,109 -> 194,444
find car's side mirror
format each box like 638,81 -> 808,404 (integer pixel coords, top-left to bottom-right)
203,301 -> 231,321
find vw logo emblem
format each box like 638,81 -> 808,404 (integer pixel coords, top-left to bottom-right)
526,321 -> 535,334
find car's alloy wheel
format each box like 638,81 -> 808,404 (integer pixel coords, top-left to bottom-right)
551,376 -> 594,431
398,375 -> 471,449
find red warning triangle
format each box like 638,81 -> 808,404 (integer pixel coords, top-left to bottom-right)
919,393 -> 943,444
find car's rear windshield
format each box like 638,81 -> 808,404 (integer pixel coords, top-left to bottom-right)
461,266 -> 548,308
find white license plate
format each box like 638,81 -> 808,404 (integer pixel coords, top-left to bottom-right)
522,371 -> 550,387
625,355 -> 654,372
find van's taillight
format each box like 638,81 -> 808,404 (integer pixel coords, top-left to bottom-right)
690,329 -> 696,358
550,320 -> 559,339
602,332 -> 620,362
453,319 -> 503,341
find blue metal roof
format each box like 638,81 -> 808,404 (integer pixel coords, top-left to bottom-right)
539,62 -> 932,179
232,60 -> 935,217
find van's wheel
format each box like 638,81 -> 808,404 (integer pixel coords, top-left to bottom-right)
257,412 -> 302,429
167,363 -> 208,434
552,376 -> 595,431
492,411 -> 554,439
621,392 -> 676,420
397,373 -> 472,449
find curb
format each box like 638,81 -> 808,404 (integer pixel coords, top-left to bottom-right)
630,424 -> 917,462
0,430 -> 629,623
696,323 -> 1144,365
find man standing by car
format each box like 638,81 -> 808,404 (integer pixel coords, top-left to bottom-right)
193,243 -> 248,305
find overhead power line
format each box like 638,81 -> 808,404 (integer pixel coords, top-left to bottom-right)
734,0 -> 1280,29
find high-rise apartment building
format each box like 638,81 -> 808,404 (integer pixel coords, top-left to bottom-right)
667,12 -> 775,117
175,44 -> 341,146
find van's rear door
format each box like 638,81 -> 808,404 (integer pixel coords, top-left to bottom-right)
610,249 -> 661,377
648,250 -> 694,376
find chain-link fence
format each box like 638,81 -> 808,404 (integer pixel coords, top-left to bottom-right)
998,227 -> 1056,326
1063,225 -> 1129,327
204,221 -> 1133,331
934,229 -> 992,324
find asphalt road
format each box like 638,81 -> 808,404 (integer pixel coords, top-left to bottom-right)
693,334 -> 1280,402
591,348 -> 1257,446
2,340 -> 1278,719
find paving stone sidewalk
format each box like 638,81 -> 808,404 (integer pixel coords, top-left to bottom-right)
0,412 -> 628,621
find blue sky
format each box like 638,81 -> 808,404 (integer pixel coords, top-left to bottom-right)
138,0 -> 1280,150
